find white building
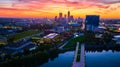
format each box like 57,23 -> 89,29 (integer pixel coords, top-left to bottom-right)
114,35 -> 120,44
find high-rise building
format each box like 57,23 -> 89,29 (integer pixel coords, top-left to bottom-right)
85,15 -> 100,31
63,14 -> 67,25
64,14 -> 67,22
68,11 -> 70,22
55,16 -> 57,22
59,13 -> 62,19
64,14 -> 66,19
68,11 -> 70,18
70,15 -> 74,22
59,13 -> 63,23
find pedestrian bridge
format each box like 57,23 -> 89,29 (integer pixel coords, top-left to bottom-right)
72,43 -> 85,67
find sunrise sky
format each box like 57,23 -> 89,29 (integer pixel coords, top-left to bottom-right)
0,0 -> 120,18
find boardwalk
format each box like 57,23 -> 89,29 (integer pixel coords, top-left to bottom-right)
72,43 -> 85,67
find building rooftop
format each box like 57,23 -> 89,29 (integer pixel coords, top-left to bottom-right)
70,23 -> 81,27
5,42 -> 32,50
114,35 -> 120,38
1,48 -> 17,55
43,33 -> 59,39
22,44 -> 37,51
0,36 -> 6,40
113,35 -> 120,42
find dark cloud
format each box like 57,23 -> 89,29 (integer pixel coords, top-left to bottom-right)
0,0 -> 119,13
0,7 -> 30,11
88,0 -> 120,4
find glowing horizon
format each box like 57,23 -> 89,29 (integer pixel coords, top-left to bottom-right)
0,0 -> 120,18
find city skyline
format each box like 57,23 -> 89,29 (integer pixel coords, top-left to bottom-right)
0,0 -> 120,18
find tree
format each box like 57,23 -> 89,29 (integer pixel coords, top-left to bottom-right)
84,31 -> 95,44
102,32 -> 113,44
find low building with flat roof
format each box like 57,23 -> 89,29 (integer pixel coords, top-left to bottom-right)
3,42 -> 37,56
42,33 -> 61,43
114,35 -> 120,44
43,33 -> 58,39
0,36 -> 7,45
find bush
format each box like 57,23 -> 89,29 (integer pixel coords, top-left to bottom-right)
78,50 -> 81,54
76,55 -> 80,62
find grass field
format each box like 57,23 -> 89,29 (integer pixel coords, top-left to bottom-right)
7,30 -> 40,42
114,30 -> 120,33
63,36 -> 84,49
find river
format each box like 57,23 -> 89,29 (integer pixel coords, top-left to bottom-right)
86,50 -> 120,67
39,51 -> 74,67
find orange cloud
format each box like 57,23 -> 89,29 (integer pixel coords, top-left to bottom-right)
0,0 -> 120,18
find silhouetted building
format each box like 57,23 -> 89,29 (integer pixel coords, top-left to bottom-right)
85,15 -> 100,31
61,14 -> 67,27
70,15 -> 74,22
68,11 -> 70,22
64,14 -> 67,19
64,14 -> 67,22
59,13 -> 62,19
59,13 -> 63,23
55,16 -> 57,22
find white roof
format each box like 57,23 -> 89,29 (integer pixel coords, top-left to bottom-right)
114,35 -> 120,38
43,33 -> 58,39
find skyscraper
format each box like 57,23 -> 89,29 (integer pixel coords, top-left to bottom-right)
68,11 -> 70,18
85,15 -> 100,31
64,14 -> 67,21
68,11 -> 70,22
59,13 -> 62,19
55,16 -> 57,22
64,14 -> 66,19
70,15 -> 74,22
63,14 -> 67,25
59,12 -> 63,23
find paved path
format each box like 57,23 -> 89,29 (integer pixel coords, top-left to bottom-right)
72,42 -> 79,67
80,44 -> 85,67
58,38 -> 73,49
72,43 -> 85,67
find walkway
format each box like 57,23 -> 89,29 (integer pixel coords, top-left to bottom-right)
58,37 -> 73,49
72,43 -> 85,67
72,42 -> 79,67
80,44 -> 85,67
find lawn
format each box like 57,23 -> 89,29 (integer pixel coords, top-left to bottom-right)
63,36 -> 84,49
114,30 -> 120,33
7,30 -> 40,42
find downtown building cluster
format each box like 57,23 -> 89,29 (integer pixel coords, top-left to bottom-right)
54,11 -> 74,25
54,11 -> 100,31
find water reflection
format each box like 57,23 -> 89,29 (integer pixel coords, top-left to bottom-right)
40,51 -> 74,67
86,50 -> 120,67
85,44 -> 120,52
